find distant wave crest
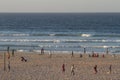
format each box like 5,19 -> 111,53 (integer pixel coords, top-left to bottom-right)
0,33 -> 120,37
0,39 -> 120,43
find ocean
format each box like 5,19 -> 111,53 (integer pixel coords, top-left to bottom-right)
0,13 -> 120,54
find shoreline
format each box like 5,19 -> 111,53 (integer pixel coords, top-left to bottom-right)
1,49 -> 120,54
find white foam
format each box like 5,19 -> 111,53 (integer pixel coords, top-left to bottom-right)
16,50 -> 24,52
49,34 -> 55,36
0,33 -> 29,36
103,46 -> 109,48
53,40 -> 60,43
81,34 -> 91,37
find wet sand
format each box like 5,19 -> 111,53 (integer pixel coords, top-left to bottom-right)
0,52 -> 120,80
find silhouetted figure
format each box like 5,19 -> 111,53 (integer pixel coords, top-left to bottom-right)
109,65 -> 112,74
84,48 -> 86,54
106,48 -> 109,54
21,57 -> 27,62
7,46 -> 9,52
41,48 -> 44,54
62,64 -> 65,73
71,51 -> 74,57
94,65 -> 97,74
7,46 -> 10,59
8,61 -> 10,71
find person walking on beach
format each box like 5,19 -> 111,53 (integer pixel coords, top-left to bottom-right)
71,64 -> 75,75
41,48 -> 44,54
7,46 -> 10,59
109,65 -> 112,74
106,48 -> 109,54
62,64 -> 65,73
8,61 -> 10,71
94,65 -> 97,74
71,51 -> 74,57
49,51 -> 52,58
84,48 -> 86,54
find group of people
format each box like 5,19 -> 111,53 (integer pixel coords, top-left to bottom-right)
62,64 -> 75,75
91,52 -> 99,57
89,53 -> 105,58
62,64 -> 112,75
89,51 -> 106,58
94,65 -> 112,74
71,51 -> 83,58
71,51 -> 106,58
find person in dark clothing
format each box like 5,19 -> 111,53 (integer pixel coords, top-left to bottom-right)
94,65 -> 97,74
71,51 -> 74,57
8,61 -> 10,71
21,57 -> 27,62
41,48 -> 44,54
62,64 -> 65,73
109,65 -> 112,74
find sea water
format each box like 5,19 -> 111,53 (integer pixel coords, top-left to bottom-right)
0,13 -> 120,53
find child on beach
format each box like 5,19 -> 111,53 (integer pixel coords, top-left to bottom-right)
62,64 -> 65,73
71,64 -> 75,75
94,65 -> 98,74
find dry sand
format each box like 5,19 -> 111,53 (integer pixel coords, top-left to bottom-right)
0,52 -> 120,80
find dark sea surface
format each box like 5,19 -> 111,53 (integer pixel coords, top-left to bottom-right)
0,13 -> 120,53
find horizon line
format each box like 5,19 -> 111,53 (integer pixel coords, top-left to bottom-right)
0,12 -> 120,14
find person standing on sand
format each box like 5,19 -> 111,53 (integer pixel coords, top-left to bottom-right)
71,51 -> 74,57
84,48 -> 86,54
71,64 -> 75,75
80,54 -> 82,58
41,48 -> 44,54
49,51 -> 52,58
8,61 -> 10,71
109,65 -> 112,74
62,64 -> 65,73
106,48 -> 109,54
7,46 -> 10,59
94,65 -> 97,74
12,49 -> 15,57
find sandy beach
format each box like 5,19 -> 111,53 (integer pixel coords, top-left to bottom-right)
0,52 -> 120,80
